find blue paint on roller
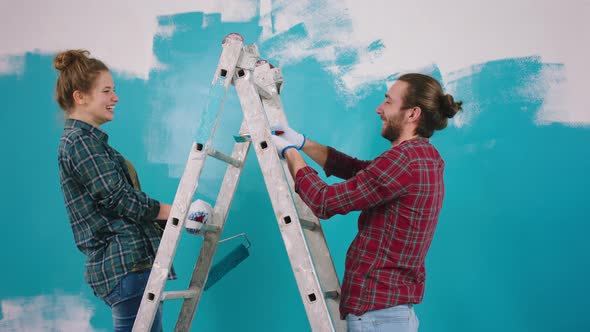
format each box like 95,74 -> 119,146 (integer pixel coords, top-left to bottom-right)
205,244 -> 250,291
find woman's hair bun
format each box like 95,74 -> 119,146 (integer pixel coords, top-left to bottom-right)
53,49 -> 90,71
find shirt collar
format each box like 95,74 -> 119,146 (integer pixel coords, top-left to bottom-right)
64,119 -> 109,143
396,136 -> 428,148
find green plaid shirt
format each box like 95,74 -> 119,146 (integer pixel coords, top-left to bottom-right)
58,119 -> 175,298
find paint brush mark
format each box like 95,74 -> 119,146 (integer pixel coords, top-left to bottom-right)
444,56 -> 569,127
338,57 -> 568,128
261,22 -> 310,48
0,55 -> 25,76
260,0 -> 353,64
367,40 -> 385,54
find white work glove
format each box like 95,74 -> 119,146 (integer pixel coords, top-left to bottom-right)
185,199 -> 214,235
271,135 -> 298,159
271,125 -> 306,150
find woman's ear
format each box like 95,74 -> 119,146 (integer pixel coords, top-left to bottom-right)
73,90 -> 86,106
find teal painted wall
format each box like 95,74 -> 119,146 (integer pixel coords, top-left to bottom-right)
1,7 -> 589,332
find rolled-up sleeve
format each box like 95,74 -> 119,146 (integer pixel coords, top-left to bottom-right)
68,135 -> 160,223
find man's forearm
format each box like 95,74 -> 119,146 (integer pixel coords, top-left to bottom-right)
284,149 -> 308,179
301,138 -> 329,168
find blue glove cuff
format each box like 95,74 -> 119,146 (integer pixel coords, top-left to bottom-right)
281,145 -> 298,158
298,135 -> 306,150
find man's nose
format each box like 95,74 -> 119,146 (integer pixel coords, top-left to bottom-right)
376,103 -> 384,114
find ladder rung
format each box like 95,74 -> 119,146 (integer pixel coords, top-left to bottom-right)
324,290 -> 340,300
162,290 -> 198,301
300,218 -> 319,231
207,148 -> 242,168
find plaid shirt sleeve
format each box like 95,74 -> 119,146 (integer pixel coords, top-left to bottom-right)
295,148 -> 413,219
67,135 -> 160,223
323,146 -> 372,179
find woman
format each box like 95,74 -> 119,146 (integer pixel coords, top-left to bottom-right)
54,49 -> 179,331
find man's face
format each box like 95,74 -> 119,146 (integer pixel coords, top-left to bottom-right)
376,80 -> 409,142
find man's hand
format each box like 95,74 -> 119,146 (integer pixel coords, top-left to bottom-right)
185,199 -> 214,235
271,135 -> 298,159
271,125 -> 306,150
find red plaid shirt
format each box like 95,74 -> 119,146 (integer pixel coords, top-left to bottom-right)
294,137 -> 445,319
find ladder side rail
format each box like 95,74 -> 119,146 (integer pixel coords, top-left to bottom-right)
176,36 -> 258,331
133,32 -> 246,332
234,68 -> 335,332
175,121 -> 251,331
132,143 -> 208,332
254,63 -> 345,331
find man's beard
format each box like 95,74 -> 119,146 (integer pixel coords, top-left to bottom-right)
381,116 -> 403,142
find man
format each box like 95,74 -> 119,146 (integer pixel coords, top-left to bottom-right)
271,73 -> 462,332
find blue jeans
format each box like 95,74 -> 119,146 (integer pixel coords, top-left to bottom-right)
346,304 -> 419,332
102,270 -> 163,332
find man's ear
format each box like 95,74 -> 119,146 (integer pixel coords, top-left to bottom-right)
73,90 -> 86,106
408,106 -> 422,123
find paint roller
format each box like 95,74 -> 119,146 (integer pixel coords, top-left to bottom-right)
185,200 -> 251,290
204,232 -> 251,291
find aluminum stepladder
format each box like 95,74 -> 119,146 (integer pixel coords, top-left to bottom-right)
132,33 -> 345,332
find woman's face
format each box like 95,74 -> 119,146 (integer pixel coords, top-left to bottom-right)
79,71 -> 119,126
